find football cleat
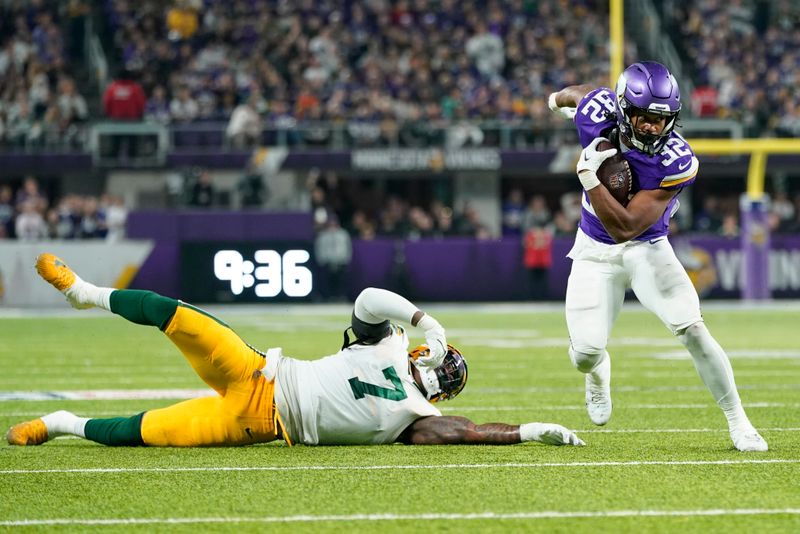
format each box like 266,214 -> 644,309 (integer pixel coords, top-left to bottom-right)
585,356 -> 612,426
6,418 -> 50,446
36,253 -> 77,292
730,427 -> 768,452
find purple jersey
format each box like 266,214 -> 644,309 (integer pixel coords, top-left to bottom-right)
574,87 -> 699,244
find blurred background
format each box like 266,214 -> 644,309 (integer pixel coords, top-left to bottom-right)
1,0 -> 799,306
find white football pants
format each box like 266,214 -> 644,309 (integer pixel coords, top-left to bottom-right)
565,229 -> 746,421
565,230 -> 701,371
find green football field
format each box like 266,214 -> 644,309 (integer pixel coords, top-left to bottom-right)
1,303 -> 799,532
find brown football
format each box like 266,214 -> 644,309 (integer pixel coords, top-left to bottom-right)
596,140 -> 633,206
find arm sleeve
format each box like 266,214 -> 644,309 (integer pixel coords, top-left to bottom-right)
353,287 -> 419,325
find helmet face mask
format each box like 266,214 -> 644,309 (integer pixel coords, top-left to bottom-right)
409,344 -> 468,403
615,61 -> 681,155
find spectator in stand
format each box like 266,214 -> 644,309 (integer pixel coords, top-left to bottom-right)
169,86 -> 199,122
407,207 -> 436,240
226,93 -> 263,148
166,0 -> 199,41
102,67 -> 146,159
104,195 -> 128,242
349,210 -> 376,240
188,169 -> 215,208
501,188 -> 525,237
522,222 -> 553,301
45,204 -> 70,239
694,196 -> 723,233
79,196 -> 106,238
466,21 -> 505,81
314,215 -> 352,302
522,195 -> 552,232
103,67 -> 146,121
0,185 -> 14,237
552,210 -> 576,237
15,199 -> 47,241
771,191 -> 795,231
56,77 -> 87,127
720,213 -> 740,239
15,176 -> 46,213
144,85 -> 171,124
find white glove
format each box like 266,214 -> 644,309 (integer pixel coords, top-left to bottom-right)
548,92 -> 576,120
520,423 -> 585,446
576,137 -> 618,191
415,314 -> 447,368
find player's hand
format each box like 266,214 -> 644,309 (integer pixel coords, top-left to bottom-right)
576,137 -> 617,190
520,423 -> 585,446
548,92 -> 576,120
415,315 -> 447,368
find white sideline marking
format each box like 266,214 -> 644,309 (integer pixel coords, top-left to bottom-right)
2,508 -> 800,526
3,402 -> 800,415
2,459 -> 798,475
3,383 -> 799,402
0,389 -> 216,401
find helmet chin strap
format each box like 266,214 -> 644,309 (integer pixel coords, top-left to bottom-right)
413,361 -> 442,400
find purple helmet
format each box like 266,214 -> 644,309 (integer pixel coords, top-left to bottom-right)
615,61 -> 681,155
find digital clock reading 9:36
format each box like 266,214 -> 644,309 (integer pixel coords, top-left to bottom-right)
213,249 -> 313,297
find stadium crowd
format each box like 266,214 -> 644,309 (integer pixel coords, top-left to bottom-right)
0,0 -> 90,149
0,176 -> 127,241
103,0 -> 611,139
667,0 -> 800,137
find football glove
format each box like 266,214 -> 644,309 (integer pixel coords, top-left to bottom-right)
548,92 -> 577,120
520,422 -> 585,446
414,314 -> 447,368
576,137 -> 618,191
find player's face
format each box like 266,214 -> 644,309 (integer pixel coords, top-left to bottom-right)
630,110 -> 667,135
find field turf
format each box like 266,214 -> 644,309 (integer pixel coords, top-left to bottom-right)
1,303 -> 799,532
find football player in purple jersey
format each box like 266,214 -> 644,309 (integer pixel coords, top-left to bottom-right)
548,61 -> 767,451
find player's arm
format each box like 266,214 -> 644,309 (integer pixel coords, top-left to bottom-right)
587,186 -> 677,243
354,287 -> 446,366
550,84 -> 596,108
398,416 -> 584,446
577,138 -> 677,243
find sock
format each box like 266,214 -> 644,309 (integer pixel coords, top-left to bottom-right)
588,351 -> 610,386
110,290 -> 179,330
40,410 -> 90,438
569,346 -> 610,384
64,275 -> 114,310
83,413 -> 146,446
678,322 -> 751,429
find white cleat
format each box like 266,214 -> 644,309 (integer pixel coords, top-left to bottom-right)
585,356 -> 612,426
731,428 -> 768,452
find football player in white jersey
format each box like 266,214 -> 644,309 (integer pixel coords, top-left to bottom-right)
548,61 -> 767,451
7,253 -> 584,448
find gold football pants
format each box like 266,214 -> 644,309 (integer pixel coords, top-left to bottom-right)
140,304 -> 283,447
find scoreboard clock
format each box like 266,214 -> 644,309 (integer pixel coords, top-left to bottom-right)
180,242 -> 315,302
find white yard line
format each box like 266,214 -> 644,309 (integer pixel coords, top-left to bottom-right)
2,402 -> 799,415
2,383 -> 799,402
2,459 -> 798,476
2,508 -> 800,526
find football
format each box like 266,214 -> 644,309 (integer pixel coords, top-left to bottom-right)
596,140 -> 633,206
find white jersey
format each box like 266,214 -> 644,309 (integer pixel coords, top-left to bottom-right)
272,324 -> 441,445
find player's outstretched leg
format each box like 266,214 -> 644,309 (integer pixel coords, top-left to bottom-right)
36,253 -> 113,310
7,410 -> 144,446
36,253 -> 178,330
678,322 -> 768,452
